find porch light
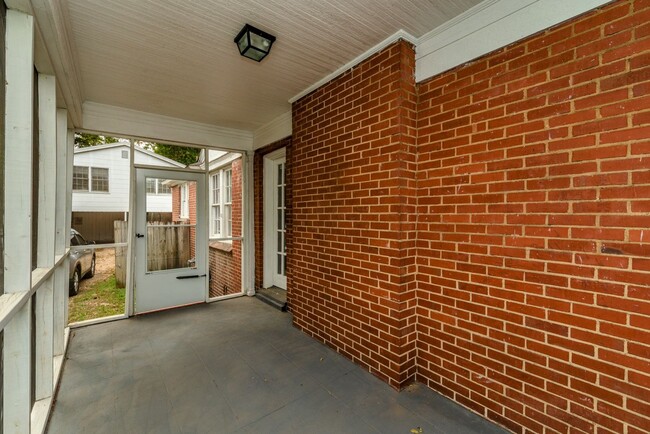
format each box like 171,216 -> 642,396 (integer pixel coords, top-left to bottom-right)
234,24 -> 276,62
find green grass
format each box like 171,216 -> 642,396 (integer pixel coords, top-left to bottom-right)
68,275 -> 125,324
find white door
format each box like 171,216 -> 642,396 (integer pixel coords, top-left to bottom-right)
134,168 -> 207,313
263,151 -> 287,289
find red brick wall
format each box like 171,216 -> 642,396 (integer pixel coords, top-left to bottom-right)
209,158 -> 243,297
416,2 -> 650,432
291,40 -> 418,389
253,137 -> 292,294
290,1 -> 650,432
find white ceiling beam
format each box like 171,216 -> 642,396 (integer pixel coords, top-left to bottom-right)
253,111 -> 292,150
82,102 -> 254,151
28,0 -> 84,127
416,0 -> 615,82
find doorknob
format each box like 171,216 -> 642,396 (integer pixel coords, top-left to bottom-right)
136,233 -> 144,238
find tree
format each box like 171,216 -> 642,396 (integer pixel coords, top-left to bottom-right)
152,143 -> 201,166
74,133 -> 118,148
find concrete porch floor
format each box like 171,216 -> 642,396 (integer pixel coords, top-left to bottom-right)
47,298 -> 508,434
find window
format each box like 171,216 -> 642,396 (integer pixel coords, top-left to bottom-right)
210,167 -> 233,238
91,167 -> 109,192
180,183 -> 189,219
146,178 -> 171,195
72,166 -> 88,191
73,166 -> 108,192
224,169 -> 232,237
146,178 -> 156,194
211,172 -> 221,236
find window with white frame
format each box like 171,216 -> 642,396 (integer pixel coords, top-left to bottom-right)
180,183 -> 189,219
72,165 -> 109,192
146,178 -> 171,195
210,167 -> 233,238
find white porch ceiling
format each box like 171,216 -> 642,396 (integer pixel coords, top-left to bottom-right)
64,0 -> 482,131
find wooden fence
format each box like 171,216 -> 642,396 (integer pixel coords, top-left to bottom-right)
146,222 -> 191,271
114,221 -> 128,286
114,220 -> 191,286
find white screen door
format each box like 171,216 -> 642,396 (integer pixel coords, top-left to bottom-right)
264,151 -> 286,289
134,168 -> 206,313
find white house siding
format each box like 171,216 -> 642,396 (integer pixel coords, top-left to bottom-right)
72,145 -> 178,212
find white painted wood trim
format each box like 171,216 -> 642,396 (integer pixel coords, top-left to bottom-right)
54,109 -> 68,358
55,109 -> 68,255
415,0 -> 614,82
82,102 -> 254,151
68,313 -> 127,328
30,396 -> 51,434
243,151 -> 255,296
38,74 -> 57,266
35,74 -> 57,403
263,148 -> 286,289
289,29 -> 417,103
4,9 -> 34,294
0,291 -> 29,331
3,13 -> 34,433
204,146 -> 210,301
34,276 -> 54,401
253,111 -> 292,150
5,301 -> 33,434
30,0 -> 84,126
65,129 -> 74,325
125,139 -> 136,316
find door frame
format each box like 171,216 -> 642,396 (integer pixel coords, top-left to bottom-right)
133,167 -> 208,314
263,147 -> 286,289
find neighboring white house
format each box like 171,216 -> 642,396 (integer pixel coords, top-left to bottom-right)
72,142 -> 184,242
72,142 -> 184,213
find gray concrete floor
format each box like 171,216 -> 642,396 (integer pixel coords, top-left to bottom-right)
47,297 -> 508,434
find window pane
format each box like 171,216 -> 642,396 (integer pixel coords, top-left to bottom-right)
158,182 -> 171,194
72,166 -> 89,191
91,167 -> 109,192
211,173 -> 220,204
277,253 -> 282,275
224,169 -> 232,203
225,204 -> 232,236
212,205 -> 221,235
145,178 -> 156,194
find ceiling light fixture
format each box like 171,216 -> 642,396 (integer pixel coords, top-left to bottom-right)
234,24 -> 276,62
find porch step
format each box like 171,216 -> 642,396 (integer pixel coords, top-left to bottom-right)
255,287 -> 287,312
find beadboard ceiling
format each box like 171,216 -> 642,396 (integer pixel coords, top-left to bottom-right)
64,0 -> 481,131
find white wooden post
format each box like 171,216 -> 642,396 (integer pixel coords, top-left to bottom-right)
64,129 -> 74,325
244,150 -> 255,295
125,139 -> 136,316
53,108 -> 68,359
35,73 -> 57,402
3,9 -> 35,434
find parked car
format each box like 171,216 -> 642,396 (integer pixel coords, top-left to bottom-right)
69,229 -> 96,296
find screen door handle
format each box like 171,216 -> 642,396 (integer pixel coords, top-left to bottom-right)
136,233 -> 144,238
176,274 -> 207,279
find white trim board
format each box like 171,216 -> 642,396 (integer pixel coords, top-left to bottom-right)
288,0 -> 614,104
415,0 -> 615,82
82,102 -> 254,151
253,111 -> 292,150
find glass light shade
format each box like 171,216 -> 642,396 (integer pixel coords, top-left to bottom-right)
234,24 -> 276,62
